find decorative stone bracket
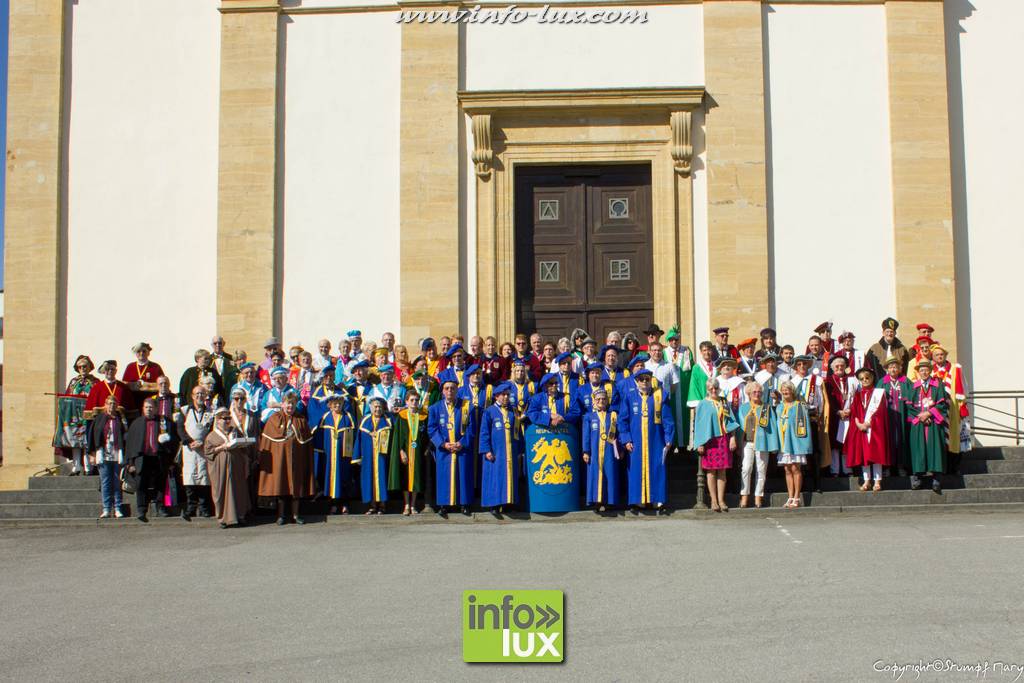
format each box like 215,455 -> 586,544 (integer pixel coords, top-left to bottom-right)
670,110 -> 693,177
471,114 -> 493,180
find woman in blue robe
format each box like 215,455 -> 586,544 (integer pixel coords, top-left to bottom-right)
581,388 -> 623,511
776,381 -> 814,508
617,369 -> 675,514
353,397 -> 392,514
693,378 -> 740,512
478,383 -> 523,516
316,394 -> 355,514
737,382 -> 780,508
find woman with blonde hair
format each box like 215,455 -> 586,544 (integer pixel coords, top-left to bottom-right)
776,381 -> 814,508
393,344 -> 412,382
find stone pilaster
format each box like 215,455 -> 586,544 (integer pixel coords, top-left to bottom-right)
216,0 -> 281,356
1,0 -> 67,490
399,6 -> 461,342
703,0 -> 769,339
886,0 -> 957,354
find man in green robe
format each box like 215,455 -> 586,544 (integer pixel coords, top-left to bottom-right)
665,326 -> 693,451
904,359 -> 949,493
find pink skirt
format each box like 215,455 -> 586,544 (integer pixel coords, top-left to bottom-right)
701,434 -> 733,471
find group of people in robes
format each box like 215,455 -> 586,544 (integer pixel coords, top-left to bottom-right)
51,316 -> 971,520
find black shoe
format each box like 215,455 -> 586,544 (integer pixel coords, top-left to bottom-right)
490,507 -> 502,519
276,517 -> 287,526
461,506 -> 471,516
656,506 -> 669,516
180,510 -> 191,522
630,506 -> 640,516
219,522 -> 227,529
932,480 -> 942,494
199,509 -> 213,518
438,507 -> 448,519
295,517 -> 306,525
137,515 -> 148,524
910,476 -> 922,491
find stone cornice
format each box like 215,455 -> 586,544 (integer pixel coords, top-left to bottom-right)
220,0 -> 282,14
459,87 -> 705,115
281,0 -> 943,14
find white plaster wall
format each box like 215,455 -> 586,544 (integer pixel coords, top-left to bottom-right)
465,5 -> 703,90
948,0 -> 1024,430
765,4 -> 895,346
281,13 -> 402,348
65,0 -> 220,384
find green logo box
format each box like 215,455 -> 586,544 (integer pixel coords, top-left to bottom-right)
462,590 -> 564,663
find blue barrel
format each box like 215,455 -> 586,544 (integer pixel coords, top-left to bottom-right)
523,423 -> 581,512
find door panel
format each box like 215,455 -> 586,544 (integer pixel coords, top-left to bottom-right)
516,165 -> 653,340
587,311 -> 653,343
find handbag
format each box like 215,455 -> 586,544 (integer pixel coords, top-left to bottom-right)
120,464 -> 139,495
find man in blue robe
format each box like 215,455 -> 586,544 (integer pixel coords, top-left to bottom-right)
554,351 -> 582,414
260,367 -> 303,423
526,373 -> 581,427
230,362 -> 266,415
478,382 -> 523,517
458,364 -> 492,495
618,368 -> 675,514
599,345 -> 628,384
578,362 -> 616,414
437,344 -> 470,387
344,360 -> 373,422
428,378 -> 476,517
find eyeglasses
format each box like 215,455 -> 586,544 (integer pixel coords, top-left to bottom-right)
232,396 -> 245,401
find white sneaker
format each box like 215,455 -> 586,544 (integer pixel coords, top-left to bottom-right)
114,509 -> 126,519
99,509 -> 111,519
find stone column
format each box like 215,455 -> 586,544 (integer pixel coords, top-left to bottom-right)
216,0 -> 281,356
399,5 -> 461,343
886,0 -> 958,354
1,0 -> 67,490
703,0 -> 769,338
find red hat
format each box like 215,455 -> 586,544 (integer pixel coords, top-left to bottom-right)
915,335 -> 934,346
916,323 -> 934,334
737,337 -> 757,350
814,321 -> 833,334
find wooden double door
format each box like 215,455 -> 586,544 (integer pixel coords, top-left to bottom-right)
515,165 -> 654,341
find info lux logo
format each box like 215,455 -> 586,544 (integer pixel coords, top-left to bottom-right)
462,590 -> 564,663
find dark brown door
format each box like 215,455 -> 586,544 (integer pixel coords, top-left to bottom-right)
515,165 -> 653,340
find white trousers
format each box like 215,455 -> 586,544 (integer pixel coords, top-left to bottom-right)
862,463 -> 883,482
741,443 -> 769,496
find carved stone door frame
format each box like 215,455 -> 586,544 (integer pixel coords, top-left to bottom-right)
460,87 -> 704,343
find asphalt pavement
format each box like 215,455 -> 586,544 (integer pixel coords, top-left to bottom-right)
1,511 -> 1022,682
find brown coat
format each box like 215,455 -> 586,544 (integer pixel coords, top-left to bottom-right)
866,338 -> 910,378
204,428 -> 252,525
258,412 -> 315,498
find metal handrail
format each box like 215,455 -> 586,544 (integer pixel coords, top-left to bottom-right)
966,391 -> 1024,445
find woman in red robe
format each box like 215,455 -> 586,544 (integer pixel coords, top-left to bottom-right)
844,367 -> 891,491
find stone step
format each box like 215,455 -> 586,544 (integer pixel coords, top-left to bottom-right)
668,472 -> 1024,492
770,486 -> 1024,508
0,489 -> 100,504
0,503 -> 107,519
962,459 -> 1024,474
964,446 -> 1024,460
27,475 -> 100,490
